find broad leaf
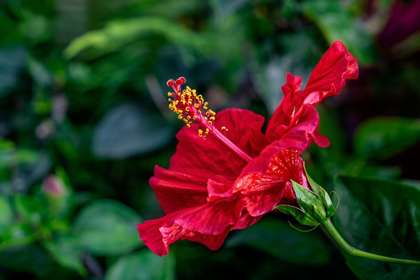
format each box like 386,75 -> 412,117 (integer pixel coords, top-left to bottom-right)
226,218 -> 331,265
105,250 -> 175,280
334,175 -> 420,279
44,234 -> 87,276
72,199 -> 143,256
302,0 -> 377,65
93,104 -> 173,159
354,117 -> 420,160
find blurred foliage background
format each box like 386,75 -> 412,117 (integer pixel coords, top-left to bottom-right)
1,0 -> 420,279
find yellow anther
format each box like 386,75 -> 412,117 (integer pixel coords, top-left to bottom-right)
167,83 -> 217,139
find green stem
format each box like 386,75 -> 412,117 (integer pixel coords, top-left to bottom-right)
322,219 -> 420,266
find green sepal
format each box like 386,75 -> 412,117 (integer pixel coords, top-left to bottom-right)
290,180 -> 327,223
286,220 -> 319,232
304,164 -> 336,217
275,204 -> 319,227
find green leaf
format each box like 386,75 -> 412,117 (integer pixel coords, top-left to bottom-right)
334,175 -> 420,279
72,199 -> 143,256
15,196 -> 45,226
105,250 -> 175,280
226,218 -> 331,265
0,196 -> 13,228
64,17 -> 206,63
93,104 -> 174,159
44,234 -> 87,276
0,244 -> 53,276
354,117 -> 420,160
302,0 -> 377,65
0,222 -> 38,249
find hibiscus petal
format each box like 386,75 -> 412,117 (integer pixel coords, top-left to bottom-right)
242,107 -> 328,176
282,73 -> 303,97
173,199 -> 244,235
137,210 -> 181,257
266,74 -> 303,140
232,211 -> 262,230
242,189 -> 284,216
235,149 -> 308,212
150,166 -> 208,214
276,106 -> 330,150
170,109 -> 268,182
138,199 -> 244,256
214,109 -> 269,158
303,41 -> 359,106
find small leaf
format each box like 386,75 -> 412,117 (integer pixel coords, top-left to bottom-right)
105,250 -> 175,280
93,104 -> 174,159
14,196 -> 45,226
354,117 -> 420,160
275,204 -> 319,227
72,199 -> 143,256
0,197 -> 13,228
304,164 -> 335,217
291,180 -> 326,222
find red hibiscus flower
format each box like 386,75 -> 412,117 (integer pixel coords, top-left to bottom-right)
137,41 -> 358,257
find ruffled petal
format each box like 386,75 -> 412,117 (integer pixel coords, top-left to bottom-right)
138,198 -> 244,256
149,166 -> 208,214
232,211 -> 262,230
303,41 -> 359,106
173,199 -> 244,235
169,109 -> 268,182
234,149 -> 308,212
281,73 -> 303,97
137,210 -> 182,257
266,74 -> 303,140
241,106 -> 328,176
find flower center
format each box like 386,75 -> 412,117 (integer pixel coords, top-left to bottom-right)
167,77 -> 252,163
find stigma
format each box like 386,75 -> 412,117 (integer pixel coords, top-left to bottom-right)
166,77 -> 252,163
167,77 -> 216,139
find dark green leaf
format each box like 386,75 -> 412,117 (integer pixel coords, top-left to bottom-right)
93,104 -> 174,159
226,218 -> 331,265
302,0 -> 377,65
334,175 -> 420,279
0,196 -> 13,228
44,234 -> 87,276
105,250 -> 175,280
0,244 -> 53,276
353,117 -> 420,160
15,196 -> 45,226
72,199 -> 143,256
